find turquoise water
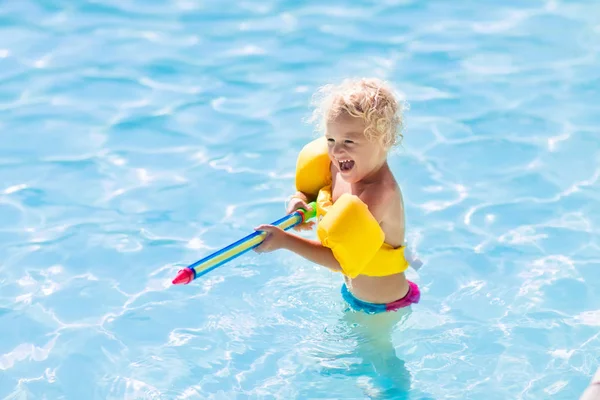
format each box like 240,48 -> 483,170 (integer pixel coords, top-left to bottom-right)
1,0 -> 600,398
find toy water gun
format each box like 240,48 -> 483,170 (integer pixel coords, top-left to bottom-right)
172,202 -> 317,285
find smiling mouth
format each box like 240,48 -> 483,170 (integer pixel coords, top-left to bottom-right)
338,159 -> 355,172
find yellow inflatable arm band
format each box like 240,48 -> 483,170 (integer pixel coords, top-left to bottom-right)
316,193 -> 410,278
294,137 -> 331,199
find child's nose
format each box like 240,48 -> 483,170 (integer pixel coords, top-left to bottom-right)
332,143 -> 344,155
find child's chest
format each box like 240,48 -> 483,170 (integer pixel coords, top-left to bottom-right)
331,171 -> 365,202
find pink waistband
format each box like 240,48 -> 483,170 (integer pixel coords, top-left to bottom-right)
385,280 -> 421,311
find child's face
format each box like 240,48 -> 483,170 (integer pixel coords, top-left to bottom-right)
325,113 -> 387,183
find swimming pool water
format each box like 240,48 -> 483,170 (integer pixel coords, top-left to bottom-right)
1,0 -> 599,398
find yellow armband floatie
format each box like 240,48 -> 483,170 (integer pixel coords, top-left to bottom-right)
316,190 -> 410,278
294,137 -> 331,199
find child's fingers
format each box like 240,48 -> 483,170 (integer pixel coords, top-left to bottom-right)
254,224 -> 275,233
299,199 -> 309,208
253,233 -> 272,253
286,198 -> 313,214
300,221 -> 315,230
293,221 -> 315,231
286,203 -> 303,214
299,200 -> 313,212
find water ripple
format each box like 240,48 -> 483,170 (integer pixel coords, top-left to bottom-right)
1,0 -> 599,398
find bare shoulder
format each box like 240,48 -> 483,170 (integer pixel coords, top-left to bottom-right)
359,172 -> 405,246
358,174 -> 402,223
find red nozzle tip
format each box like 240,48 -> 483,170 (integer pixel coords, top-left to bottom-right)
172,268 -> 194,285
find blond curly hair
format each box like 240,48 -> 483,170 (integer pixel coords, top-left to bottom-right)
309,77 -> 406,149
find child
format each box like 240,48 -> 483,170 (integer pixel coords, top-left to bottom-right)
254,77 -> 420,313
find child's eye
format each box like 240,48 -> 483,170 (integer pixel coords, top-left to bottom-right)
327,138 -> 335,143
344,140 -> 354,144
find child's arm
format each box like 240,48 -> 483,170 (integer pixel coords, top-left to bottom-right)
256,188 -> 393,272
253,224 -> 342,272
281,233 -> 342,272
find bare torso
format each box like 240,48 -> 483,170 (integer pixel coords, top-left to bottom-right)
330,163 -> 410,304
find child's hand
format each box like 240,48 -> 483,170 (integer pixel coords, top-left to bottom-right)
286,197 -> 316,231
253,225 -> 289,253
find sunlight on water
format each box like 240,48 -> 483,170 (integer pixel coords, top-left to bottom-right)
0,0 -> 599,398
